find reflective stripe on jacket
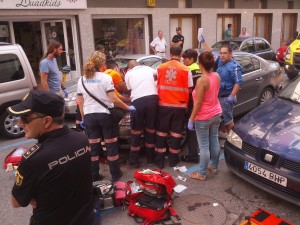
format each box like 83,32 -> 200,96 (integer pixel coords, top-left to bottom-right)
157,60 -> 189,108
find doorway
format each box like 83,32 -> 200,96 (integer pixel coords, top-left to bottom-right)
13,21 -> 43,81
170,15 -> 199,51
12,18 -> 80,84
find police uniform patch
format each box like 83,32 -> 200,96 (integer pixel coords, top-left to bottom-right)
23,144 -> 40,159
15,170 -> 23,186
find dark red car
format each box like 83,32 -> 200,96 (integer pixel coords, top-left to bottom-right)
276,39 -> 294,65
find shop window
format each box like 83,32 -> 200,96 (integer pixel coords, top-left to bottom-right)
0,22 -> 11,43
93,18 -> 145,56
0,54 -> 24,83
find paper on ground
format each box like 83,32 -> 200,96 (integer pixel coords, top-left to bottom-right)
174,184 -> 187,193
173,166 -> 187,172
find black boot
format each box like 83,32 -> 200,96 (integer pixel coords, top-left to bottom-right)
154,152 -> 165,169
169,153 -> 180,167
128,151 -> 140,168
108,160 -> 122,182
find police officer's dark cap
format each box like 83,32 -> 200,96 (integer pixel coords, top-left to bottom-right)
7,90 -> 65,117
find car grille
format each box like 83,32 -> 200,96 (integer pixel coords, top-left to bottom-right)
242,142 -> 257,157
242,142 -> 279,166
282,159 -> 300,173
242,142 -> 300,174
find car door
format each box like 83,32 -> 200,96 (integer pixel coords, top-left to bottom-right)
254,38 -> 273,60
233,55 -> 264,116
240,39 -> 255,54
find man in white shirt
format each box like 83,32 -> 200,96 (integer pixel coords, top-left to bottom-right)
150,30 -> 167,57
125,60 -> 158,168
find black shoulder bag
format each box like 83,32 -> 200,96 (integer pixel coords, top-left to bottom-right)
81,77 -> 126,124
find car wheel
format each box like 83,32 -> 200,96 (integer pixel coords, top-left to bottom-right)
258,87 -> 274,105
0,111 -> 24,139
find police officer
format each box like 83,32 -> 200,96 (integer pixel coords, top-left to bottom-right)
171,27 -> 184,50
7,90 -> 99,225
216,45 -> 243,137
125,60 -> 158,168
154,46 -> 193,169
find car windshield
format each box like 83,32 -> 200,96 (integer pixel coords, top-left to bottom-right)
278,76 -> 300,104
212,41 -> 243,50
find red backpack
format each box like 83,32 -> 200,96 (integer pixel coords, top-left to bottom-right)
128,169 -> 181,225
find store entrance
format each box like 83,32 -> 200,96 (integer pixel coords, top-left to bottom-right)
12,19 -> 79,84
13,21 -> 43,82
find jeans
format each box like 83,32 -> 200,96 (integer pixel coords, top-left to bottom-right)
195,114 -> 221,175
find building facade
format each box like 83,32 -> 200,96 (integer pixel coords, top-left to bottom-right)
0,0 -> 299,81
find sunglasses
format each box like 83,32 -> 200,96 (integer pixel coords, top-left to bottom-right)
19,115 -> 45,124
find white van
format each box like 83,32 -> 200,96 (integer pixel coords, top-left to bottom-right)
0,43 -> 37,138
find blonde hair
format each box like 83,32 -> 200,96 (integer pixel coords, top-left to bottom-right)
83,51 -> 106,79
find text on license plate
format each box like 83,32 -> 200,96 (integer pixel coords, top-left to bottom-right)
244,161 -> 287,187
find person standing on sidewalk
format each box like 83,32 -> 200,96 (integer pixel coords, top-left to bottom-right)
7,90 -> 99,225
150,30 -> 167,58
216,45 -> 243,138
125,60 -> 158,168
181,36 -> 213,164
188,52 -> 222,181
40,40 -> 68,98
171,27 -> 184,50
76,51 -> 136,182
154,46 -> 193,169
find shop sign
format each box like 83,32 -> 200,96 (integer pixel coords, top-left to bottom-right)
0,0 -> 87,9
147,0 -> 156,7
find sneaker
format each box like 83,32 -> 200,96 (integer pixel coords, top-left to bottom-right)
218,131 -> 228,139
188,171 -> 206,181
207,166 -> 218,174
181,155 -> 199,164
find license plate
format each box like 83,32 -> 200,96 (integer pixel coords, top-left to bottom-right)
244,161 -> 287,187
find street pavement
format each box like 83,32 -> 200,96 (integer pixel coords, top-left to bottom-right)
0,71 -> 299,224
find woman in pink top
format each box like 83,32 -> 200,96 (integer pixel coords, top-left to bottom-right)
188,52 -> 222,181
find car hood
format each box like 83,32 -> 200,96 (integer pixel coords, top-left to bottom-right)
235,97 -> 300,160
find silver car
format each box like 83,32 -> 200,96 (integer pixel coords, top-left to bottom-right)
212,37 -> 277,61
232,51 -> 283,116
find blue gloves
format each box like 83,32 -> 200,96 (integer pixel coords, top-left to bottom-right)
226,95 -> 236,104
200,35 -> 205,44
63,89 -> 69,98
187,119 -> 195,131
127,105 -> 136,112
80,121 -> 86,129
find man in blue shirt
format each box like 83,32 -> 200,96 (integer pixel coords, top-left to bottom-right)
40,40 -> 68,97
216,45 -> 243,136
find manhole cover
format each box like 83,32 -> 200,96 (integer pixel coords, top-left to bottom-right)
173,194 -> 227,225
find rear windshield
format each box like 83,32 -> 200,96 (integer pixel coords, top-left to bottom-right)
278,76 -> 300,104
0,53 -> 24,84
